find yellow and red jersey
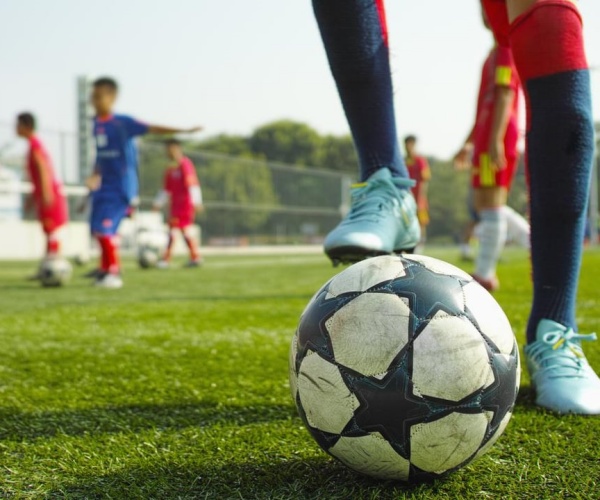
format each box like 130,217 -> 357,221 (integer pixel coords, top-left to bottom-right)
406,156 -> 431,208
472,45 -> 521,188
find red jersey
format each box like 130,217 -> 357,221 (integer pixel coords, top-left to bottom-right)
27,135 -> 67,233
406,156 -> 431,208
164,156 -> 200,226
472,45 -> 521,178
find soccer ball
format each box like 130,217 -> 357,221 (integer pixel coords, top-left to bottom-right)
138,244 -> 161,269
40,257 -> 73,287
289,255 -> 520,482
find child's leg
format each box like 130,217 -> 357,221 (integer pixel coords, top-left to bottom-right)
182,226 -> 200,262
312,0 -> 408,181
163,228 -> 175,262
508,0 -> 593,340
97,235 -> 120,275
46,230 -> 61,257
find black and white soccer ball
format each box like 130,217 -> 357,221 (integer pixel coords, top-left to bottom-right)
289,255 -> 520,482
40,257 -> 73,287
138,244 -> 161,269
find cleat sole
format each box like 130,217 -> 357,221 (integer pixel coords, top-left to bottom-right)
326,247 -> 389,266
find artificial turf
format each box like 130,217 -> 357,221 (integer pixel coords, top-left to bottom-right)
0,249 -> 598,499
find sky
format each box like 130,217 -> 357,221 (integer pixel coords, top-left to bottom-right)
1,0 -> 600,178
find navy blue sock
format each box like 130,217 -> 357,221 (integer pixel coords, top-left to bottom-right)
525,69 -> 594,342
312,0 -> 408,182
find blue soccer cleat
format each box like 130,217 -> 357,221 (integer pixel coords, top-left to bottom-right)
324,168 -> 420,265
524,319 -> 600,414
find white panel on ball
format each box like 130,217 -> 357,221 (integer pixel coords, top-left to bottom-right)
329,433 -> 410,481
462,282 -> 515,355
326,293 -> 410,376
410,412 -> 489,473
297,351 -> 359,435
473,411 -> 513,461
288,335 -> 299,401
326,256 -> 406,299
403,254 -> 473,282
413,312 -> 495,401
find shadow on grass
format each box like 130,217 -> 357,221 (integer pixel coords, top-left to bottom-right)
138,293 -> 313,304
45,457 -> 433,500
0,401 -> 294,441
515,384 -> 536,409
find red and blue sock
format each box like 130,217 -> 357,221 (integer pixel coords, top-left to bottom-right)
312,0 -> 408,182
509,1 -> 594,342
97,235 -> 121,275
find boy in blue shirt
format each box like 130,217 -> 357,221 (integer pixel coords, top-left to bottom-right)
89,77 -> 202,288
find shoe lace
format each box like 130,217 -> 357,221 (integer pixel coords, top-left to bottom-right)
347,183 -> 399,223
528,328 -> 597,378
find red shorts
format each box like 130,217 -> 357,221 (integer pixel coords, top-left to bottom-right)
37,194 -> 68,234
472,154 -> 518,190
169,209 -> 195,229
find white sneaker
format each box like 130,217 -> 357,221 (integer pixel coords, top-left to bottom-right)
157,260 -> 170,269
95,273 -> 123,289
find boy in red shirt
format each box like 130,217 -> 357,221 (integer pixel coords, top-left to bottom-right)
153,139 -> 203,268
404,135 -> 431,249
454,6 -> 521,292
16,113 -> 68,270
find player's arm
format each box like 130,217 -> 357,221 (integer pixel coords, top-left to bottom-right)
453,126 -> 475,171
147,125 -> 204,135
153,189 -> 169,210
32,149 -> 54,207
190,184 -> 203,213
184,165 -> 204,213
488,84 -> 515,170
85,168 -> 102,192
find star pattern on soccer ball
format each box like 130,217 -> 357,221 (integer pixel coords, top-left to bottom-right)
349,366 -> 437,458
389,261 -> 470,334
480,339 -> 519,431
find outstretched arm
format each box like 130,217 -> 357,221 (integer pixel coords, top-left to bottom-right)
453,126 -> 475,171
147,125 -> 204,135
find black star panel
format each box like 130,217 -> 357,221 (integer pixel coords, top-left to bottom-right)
296,287 -> 341,364
349,366 -> 436,458
480,339 -> 520,431
390,260 -> 468,326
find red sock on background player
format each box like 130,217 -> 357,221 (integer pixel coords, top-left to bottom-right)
97,235 -> 120,275
46,232 -> 60,257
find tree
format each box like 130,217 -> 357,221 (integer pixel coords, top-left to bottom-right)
317,134 -> 357,173
249,120 -> 322,166
198,154 -> 278,237
194,134 -> 254,158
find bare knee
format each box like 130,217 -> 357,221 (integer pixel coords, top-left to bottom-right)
506,0 -> 578,22
474,188 -> 507,212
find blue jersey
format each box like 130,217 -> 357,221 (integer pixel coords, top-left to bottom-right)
93,114 -> 149,202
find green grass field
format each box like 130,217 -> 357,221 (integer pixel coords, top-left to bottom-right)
1,249 -> 599,499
